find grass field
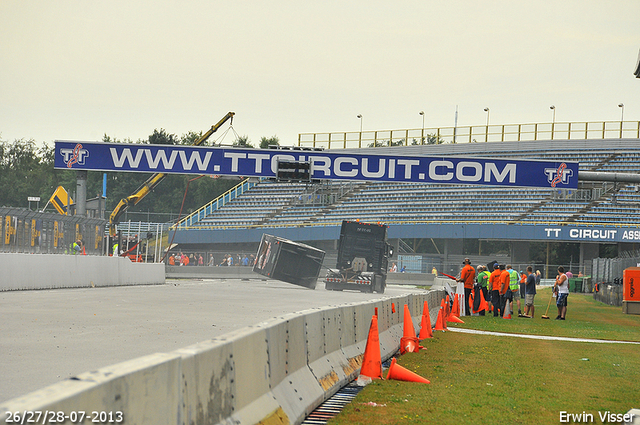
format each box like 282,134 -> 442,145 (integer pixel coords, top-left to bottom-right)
329,289 -> 640,425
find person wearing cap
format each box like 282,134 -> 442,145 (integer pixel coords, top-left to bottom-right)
457,258 -> 475,316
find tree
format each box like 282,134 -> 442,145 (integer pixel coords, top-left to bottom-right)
180,131 -> 203,146
148,128 -> 179,145
0,139 -> 62,208
233,135 -> 253,148
259,136 -> 279,149
411,133 -> 445,145
367,139 -> 405,148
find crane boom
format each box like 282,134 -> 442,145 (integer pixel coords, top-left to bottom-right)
108,112 -> 235,236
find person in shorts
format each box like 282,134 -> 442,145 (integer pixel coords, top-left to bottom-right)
555,266 -> 569,320
524,266 -> 536,318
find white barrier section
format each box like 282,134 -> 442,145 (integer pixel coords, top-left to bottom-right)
1,353 -> 181,424
1,290 -> 444,425
304,308 -> 350,394
174,339 -> 235,424
267,313 -> 324,424
338,304 -> 367,379
0,253 -> 164,291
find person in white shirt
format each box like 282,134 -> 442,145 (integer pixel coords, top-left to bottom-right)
554,266 -> 569,320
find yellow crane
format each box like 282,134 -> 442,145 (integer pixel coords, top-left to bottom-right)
108,112 -> 235,237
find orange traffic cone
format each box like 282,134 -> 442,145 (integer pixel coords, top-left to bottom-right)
392,303 -> 396,313
374,307 -> 378,317
451,294 -> 461,317
359,315 -> 382,380
503,298 -> 512,319
434,301 -> 446,331
386,358 -> 430,384
447,295 -> 465,324
444,296 -> 451,318
400,304 -> 420,354
418,301 -> 433,339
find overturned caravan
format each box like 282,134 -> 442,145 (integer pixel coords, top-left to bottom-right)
253,234 -> 326,289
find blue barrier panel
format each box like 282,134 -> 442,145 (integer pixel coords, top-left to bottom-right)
55,141 -> 579,189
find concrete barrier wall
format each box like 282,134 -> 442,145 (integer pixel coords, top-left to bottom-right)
0,253 -> 165,291
166,265 -> 436,286
1,289 -> 445,425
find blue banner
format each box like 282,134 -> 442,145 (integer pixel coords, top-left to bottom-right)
54,141 -> 579,189
541,226 -> 640,242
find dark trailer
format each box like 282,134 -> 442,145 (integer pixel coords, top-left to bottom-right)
253,234 -> 325,289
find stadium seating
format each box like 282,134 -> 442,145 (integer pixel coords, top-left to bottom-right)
178,141 -> 640,229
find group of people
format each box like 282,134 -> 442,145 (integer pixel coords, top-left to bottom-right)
167,252 -> 255,267
389,262 -> 406,273
168,252 -> 202,266
457,258 -> 569,320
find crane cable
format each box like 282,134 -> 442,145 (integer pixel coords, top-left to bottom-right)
160,175 -> 205,262
212,125 -> 243,146
161,123 -> 243,262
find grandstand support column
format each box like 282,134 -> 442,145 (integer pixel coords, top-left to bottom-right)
511,241 -> 530,266
580,243 -> 599,275
76,170 -> 87,217
444,239 -> 463,275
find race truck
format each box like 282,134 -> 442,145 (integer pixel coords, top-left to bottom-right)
324,220 -> 393,294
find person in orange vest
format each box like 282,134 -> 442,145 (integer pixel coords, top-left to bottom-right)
489,263 -> 502,317
168,255 -> 175,266
457,258 -> 476,316
499,264 -> 511,317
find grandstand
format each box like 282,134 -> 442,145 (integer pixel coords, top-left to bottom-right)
171,138 -> 640,274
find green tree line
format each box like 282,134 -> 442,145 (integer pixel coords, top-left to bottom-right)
0,131 -> 280,222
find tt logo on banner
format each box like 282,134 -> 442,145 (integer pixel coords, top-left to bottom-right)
60,144 -> 90,168
544,163 -> 573,187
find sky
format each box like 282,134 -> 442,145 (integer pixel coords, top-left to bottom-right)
1,1 -> 639,147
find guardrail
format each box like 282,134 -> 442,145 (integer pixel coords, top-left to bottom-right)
115,221 -> 170,234
1,287 -> 445,425
172,178 -> 259,229
298,120 -> 640,149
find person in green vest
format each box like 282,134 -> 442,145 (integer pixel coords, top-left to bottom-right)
476,265 -> 491,316
70,240 -> 81,255
507,265 -> 522,316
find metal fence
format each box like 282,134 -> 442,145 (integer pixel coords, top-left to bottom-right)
591,256 -> 640,285
298,120 -> 640,149
1,207 -> 106,255
590,255 -> 640,306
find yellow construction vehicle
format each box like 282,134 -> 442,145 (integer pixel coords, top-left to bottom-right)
108,112 -> 235,237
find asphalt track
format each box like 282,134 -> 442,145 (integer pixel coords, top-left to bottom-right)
0,278 -> 426,403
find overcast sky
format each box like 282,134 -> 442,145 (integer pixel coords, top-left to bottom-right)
1,1 -> 638,147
